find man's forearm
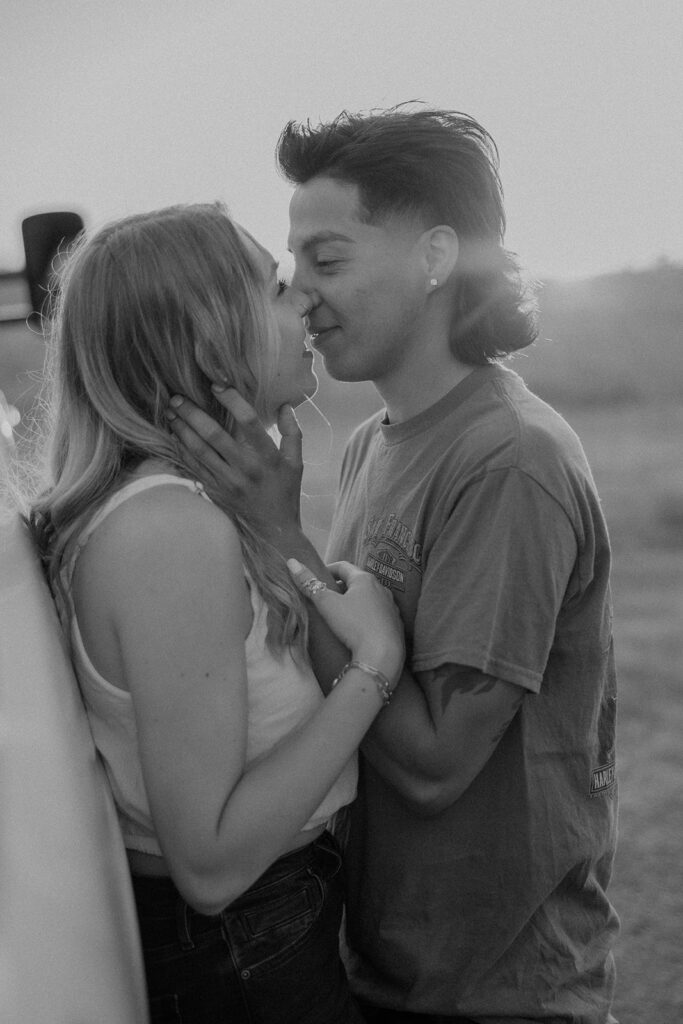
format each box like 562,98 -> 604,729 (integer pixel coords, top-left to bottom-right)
255,524 -> 518,814
361,664 -> 526,815
359,664 -> 446,805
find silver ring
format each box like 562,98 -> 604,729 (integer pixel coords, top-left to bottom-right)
302,577 -> 327,597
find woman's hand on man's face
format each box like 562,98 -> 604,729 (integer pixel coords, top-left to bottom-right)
165,388 -> 303,540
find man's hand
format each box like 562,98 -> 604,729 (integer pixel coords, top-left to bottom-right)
165,387 -> 303,538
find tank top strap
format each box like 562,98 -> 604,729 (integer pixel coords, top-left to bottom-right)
62,475 -> 210,588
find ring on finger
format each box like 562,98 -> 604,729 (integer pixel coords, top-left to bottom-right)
302,577 -> 327,597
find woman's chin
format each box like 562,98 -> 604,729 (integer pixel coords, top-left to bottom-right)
265,379 -> 319,423
291,375 -> 319,409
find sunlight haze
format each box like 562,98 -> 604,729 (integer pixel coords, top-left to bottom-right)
2,0 -> 681,280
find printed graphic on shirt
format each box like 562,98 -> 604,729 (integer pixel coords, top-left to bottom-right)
363,512 -> 423,568
365,550 -> 407,590
362,512 -> 424,593
591,689 -> 617,796
590,760 -> 616,796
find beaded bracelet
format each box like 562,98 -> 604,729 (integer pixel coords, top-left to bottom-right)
331,660 -> 394,707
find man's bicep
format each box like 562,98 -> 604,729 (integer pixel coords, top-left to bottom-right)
359,661 -> 526,815
416,662 -> 526,793
420,661 -> 526,717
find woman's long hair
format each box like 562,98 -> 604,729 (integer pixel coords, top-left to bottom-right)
30,203 -> 308,653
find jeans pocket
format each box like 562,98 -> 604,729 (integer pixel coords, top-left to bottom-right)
238,868 -> 337,976
243,872 -> 321,936
148,992 -> 183,1024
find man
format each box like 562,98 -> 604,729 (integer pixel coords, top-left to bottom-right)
168,107 -> 619,1024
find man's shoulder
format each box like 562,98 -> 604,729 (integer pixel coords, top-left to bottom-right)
348,407 -> 384,442
480,367 -> 586,465
333,410 -> 383,499
343,409 -> 384,460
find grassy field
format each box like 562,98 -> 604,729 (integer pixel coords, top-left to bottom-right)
562,401 -> 683,1023
2,321 -> 682,1022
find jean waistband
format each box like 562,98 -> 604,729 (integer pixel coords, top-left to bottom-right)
131,829 -> 339,921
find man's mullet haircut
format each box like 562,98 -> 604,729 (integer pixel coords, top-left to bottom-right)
275,105 -> 503,235
276,105 -> 538,364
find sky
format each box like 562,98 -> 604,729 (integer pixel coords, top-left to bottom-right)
1,0 -> 681,281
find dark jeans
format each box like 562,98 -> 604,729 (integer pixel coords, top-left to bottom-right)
132,831 -> 365,1024
359,1007 -> 480,1024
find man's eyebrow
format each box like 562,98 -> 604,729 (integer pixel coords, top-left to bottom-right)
288,231 -> 355,253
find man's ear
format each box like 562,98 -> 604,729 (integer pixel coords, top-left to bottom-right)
420,225 -> 459,291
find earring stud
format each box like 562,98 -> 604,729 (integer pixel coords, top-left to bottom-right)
429,278 -> 438,287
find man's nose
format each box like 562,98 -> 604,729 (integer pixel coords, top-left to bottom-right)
290,264 -> 316,301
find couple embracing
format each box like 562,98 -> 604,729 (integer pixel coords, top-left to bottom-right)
29,105 -> 619,1024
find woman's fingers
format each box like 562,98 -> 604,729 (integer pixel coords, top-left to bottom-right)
168,390 -> 301,474
166,392 -> 303,530
167,396 -> 238,460
287,559 -> 330,598
212,387 -> 282,461
287,558 -> 405,683
276,404 -> 303,470
325,561 -> 364,588
166,392 -> 273,481
165,411 -> 244,490
212,389 -> 302,472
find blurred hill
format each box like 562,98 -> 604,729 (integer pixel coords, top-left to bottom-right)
514,261 -> 683,406
313,261 -> 683,419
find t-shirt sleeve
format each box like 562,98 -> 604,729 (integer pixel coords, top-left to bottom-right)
412,466 -> 578,692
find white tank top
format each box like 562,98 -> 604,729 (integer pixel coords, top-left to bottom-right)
58,474 -> 357,855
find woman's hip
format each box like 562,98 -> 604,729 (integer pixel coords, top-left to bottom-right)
131,830 -> 360,1024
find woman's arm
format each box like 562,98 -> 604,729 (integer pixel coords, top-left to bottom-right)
88,487 -> 402,915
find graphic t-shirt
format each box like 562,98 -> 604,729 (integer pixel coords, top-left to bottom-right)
327,365 -> 619,1023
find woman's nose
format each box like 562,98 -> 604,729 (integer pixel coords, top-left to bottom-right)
289,286 -> 315,318
290,264 -> 315,298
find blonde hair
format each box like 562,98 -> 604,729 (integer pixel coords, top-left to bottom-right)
30,203 -> 307,652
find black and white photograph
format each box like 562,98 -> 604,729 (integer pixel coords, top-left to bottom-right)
2,3 -> 681,1022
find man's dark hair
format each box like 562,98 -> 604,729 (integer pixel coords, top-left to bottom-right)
276,105 -> 537,364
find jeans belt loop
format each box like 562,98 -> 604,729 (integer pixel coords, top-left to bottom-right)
175,897 -> 196,951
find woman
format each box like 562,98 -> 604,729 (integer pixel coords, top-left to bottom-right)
30,204 -> 404,1024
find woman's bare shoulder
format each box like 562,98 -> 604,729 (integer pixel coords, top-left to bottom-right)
72,473 -> 253,675
80,476 -> 244,593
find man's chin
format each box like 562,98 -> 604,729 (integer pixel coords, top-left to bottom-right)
320,357 -> 370,384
